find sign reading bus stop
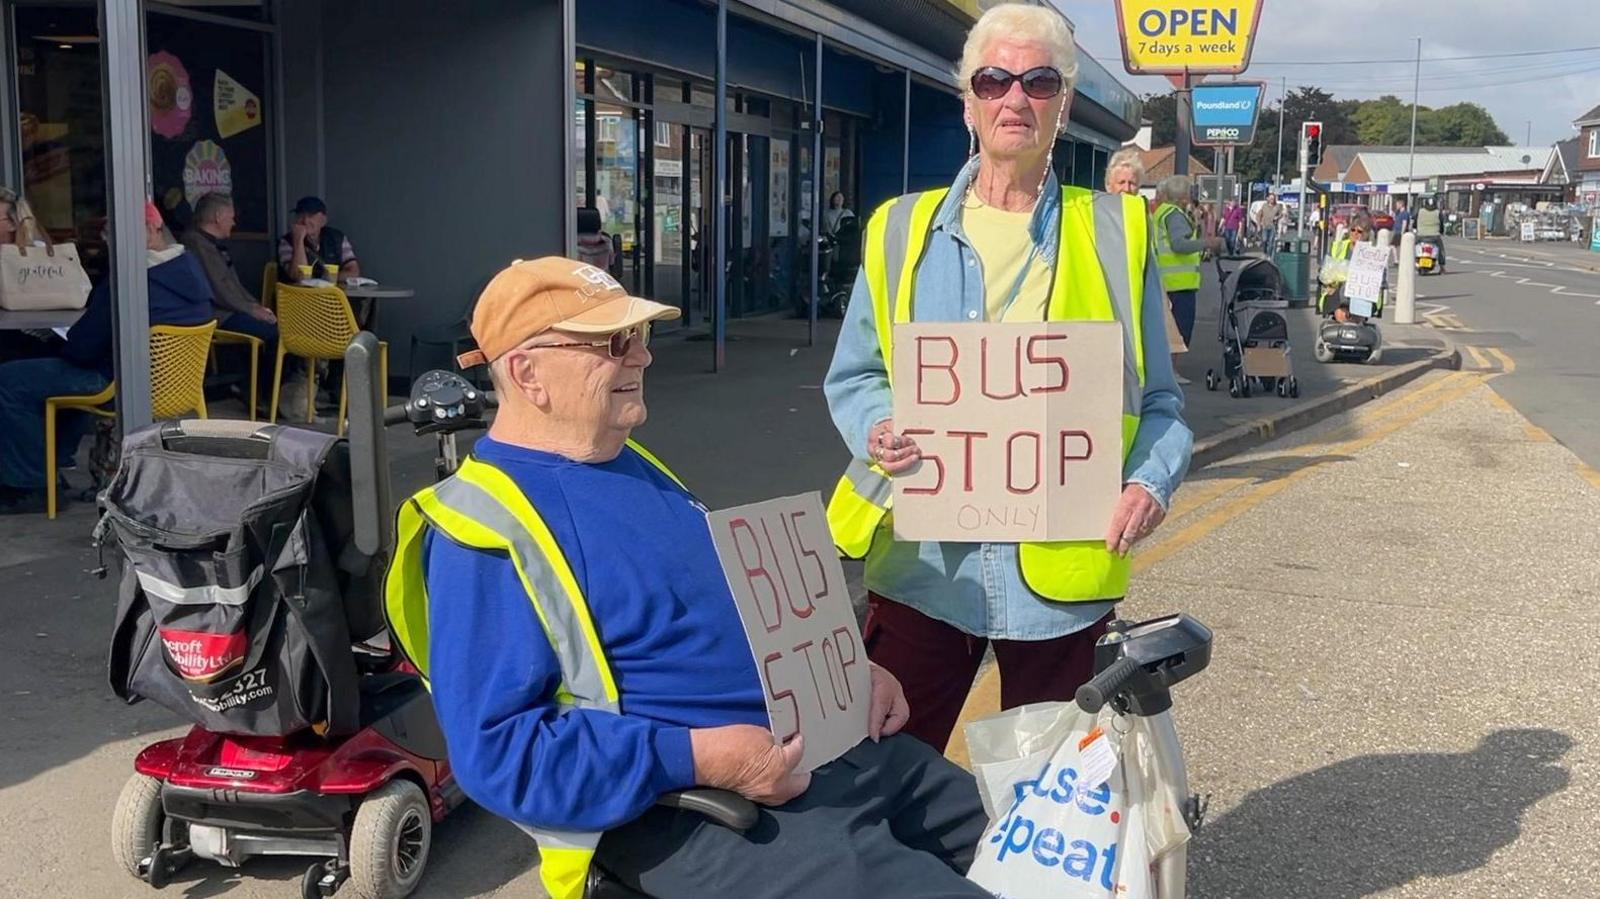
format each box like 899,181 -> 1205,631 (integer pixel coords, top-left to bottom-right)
1115,0 -> 1265,75
890,322 -> 1123,544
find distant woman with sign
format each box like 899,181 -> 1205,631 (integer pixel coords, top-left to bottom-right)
823,3 -> 1193,751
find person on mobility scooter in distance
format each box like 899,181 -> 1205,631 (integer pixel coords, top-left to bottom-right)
385,257 -> 993,899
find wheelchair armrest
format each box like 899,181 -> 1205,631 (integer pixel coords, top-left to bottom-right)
655,789 -> 759,833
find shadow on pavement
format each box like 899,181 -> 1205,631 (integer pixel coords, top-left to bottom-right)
1187,453 -> 1355,485
1189,728 -> 1572,899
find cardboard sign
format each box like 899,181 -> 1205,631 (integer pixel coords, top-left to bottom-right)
890,322 -> 1124,544
1343,243 -> 1388,318
706,493 -> 870,772
1520,221 -> 1537,243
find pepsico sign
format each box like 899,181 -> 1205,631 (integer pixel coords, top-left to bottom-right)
1115,0 -> 1265,75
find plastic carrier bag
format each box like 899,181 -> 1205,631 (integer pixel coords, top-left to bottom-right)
964,702 -> 1190,899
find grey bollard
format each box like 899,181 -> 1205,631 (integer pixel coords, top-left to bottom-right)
1376,227 -> 1392,263
1396,232 -> 1417,324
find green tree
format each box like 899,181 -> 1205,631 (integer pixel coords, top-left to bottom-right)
1352,95 -> 1415,146
1428,102 -> 1511,145
1143,91 -> 1178,146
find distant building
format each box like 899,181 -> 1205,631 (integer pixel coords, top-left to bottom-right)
1574,103 -> 1600,206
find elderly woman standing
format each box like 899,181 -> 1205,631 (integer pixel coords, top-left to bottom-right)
824,3 -> 1193,752
1105,146 -> 1144,196
1153,175 -> 1221,360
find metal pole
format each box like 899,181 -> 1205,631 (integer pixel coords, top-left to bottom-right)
101,0 -> 152,430
901,70 -> 911,193
713,0 -> 728,372
1274,76 -> 1285,187
1406,37 -> 1420,203
809,33 -> 822,348
1174,72 -> 1191,176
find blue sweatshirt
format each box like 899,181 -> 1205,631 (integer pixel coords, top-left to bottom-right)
423,436 -> 768,832
64,249 -> 215,379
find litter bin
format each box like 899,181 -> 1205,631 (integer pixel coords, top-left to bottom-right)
1274,237 -> 1312,305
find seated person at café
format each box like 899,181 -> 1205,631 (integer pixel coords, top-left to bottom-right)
278,195 -> 359,284
182,193 -> 283,400
0,201 -> 214,514
0,187 -> 47,248
387,257 -> 991,899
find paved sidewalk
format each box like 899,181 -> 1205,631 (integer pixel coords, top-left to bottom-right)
1466,237 -> 1600,272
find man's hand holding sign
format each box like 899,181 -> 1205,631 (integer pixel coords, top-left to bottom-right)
704,494 -> 907,803
880,321 -> 1161,553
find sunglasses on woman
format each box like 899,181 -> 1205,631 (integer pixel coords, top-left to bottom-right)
969,66 -> 1064,101
527,323 -> 651,359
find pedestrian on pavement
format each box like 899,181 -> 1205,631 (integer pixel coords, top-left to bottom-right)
823,2 -> 1193,753
1392,198 -> 1412,238
1154,174 -> 1223,364
1104,146 -> 1144,196
389,257 -> 990,899
1223,199 -> 1246,255
1255,192 -> 1283,254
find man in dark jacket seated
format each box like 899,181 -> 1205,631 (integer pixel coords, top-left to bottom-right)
0,201 -> 214,514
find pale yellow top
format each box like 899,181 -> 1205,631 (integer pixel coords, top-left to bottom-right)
963,200 -> 1053,323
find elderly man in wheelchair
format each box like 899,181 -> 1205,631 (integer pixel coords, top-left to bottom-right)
385,258 -> 992,899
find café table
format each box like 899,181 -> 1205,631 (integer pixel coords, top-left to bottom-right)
338,283 -> 414,331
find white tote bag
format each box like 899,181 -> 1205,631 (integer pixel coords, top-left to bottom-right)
0,242 -> 93,312
964,702 -> 1190,899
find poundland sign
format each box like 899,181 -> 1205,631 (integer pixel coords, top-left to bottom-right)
1115,0 -> 1265,75
1190,82 -> 1266,145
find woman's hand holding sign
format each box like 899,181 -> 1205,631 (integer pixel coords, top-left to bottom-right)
868,418 -> 921,474
1104,483 -> 1166,556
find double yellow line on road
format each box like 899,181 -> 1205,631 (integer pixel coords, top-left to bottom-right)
943,369 -> 1490,767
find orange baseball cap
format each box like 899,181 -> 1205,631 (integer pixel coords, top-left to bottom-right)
456,257 -> 681,368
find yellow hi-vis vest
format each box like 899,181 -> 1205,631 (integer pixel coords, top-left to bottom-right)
1153,202 -> 1203,292
825,186 -> 1149,602
383,440 -> 685,899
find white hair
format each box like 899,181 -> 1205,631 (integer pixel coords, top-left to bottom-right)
1105,147 -> 1145,187
1156,175 -> 1193,205
957,3 -> 1079,96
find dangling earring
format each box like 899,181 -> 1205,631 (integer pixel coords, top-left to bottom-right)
967,125 -> 977,159
1035,103 -> 1068,201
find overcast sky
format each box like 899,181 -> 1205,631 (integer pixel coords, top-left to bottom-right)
1053,0 -> 1600,146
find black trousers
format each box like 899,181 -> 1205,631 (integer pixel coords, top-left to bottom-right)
594,734 -> 992,899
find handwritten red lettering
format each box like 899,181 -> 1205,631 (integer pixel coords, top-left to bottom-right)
948,430 -> 989,492
1006,431 -> 1042,495
902,427 -> 944,495
763,651 -> 800,741
980,337 -> 1025,400
729,518 -> 782,632
1058,430 -> 1094,485
785,510 -> 826,610
915,336 -> 960,406
1026,334 -> 1070,393
792,640 -> 828,717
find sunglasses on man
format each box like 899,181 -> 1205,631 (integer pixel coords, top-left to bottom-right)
527,323 -> 651,359
969,66 -> 1065,101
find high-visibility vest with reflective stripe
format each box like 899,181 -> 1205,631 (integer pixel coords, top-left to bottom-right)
384,440 -> 684,899
1153,202 -> 1203,292
825,186 -> 1150,602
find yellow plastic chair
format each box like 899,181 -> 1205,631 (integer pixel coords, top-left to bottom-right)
212,329 -> 263,421
44,321 -> 218,519
269,283 -> 387,437
261,261 -> 279,313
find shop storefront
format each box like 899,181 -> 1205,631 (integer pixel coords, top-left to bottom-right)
5,1 -> 276,282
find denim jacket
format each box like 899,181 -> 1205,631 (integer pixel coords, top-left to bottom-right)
822,159 -> 1193,639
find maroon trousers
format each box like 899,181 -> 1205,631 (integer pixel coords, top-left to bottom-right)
863,592 -> 1112,753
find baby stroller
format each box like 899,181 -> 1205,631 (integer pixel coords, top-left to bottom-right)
102,337 -> 463,898
1205,256 -> 1299,399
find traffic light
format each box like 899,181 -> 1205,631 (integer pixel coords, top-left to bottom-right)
1299,121 -> 1323,170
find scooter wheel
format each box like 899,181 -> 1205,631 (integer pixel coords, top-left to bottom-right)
112,773 -> 165,880
1205,370 -> 1217,391
1277,379 -> 1289,398
303,862 -> 329,899
1289,377 -> 1300,398
1241,377 -> 1253,398
1228,377 -> 1241,398
1314,339 -> 1335,364
349,780 -> 432,899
